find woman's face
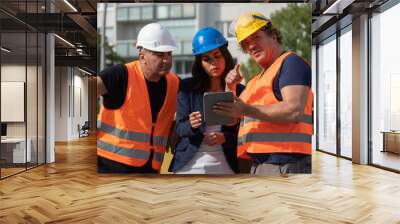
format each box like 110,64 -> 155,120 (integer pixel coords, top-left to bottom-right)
200,48 -> 226,78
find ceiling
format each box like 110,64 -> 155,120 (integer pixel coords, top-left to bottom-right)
310,0 -> 389,43
0,0 -> 99,74
1,0 -> 395,72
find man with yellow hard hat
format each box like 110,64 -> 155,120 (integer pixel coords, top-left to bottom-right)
214,12 -> 313,175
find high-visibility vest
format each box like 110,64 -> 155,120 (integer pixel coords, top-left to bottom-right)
238,52 -> 313,160
97,60 -> 179,170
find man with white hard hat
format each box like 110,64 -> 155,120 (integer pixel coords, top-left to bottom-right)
97,23 -> 180,173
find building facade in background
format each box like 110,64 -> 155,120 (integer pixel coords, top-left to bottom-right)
97,3 -> 286,78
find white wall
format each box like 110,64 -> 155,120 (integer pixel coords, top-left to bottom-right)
317,37 -> 337,154
370,4 -> 400,162
55,67 -> 89,141
339,29 -> 353,158
1,65 -> 38,138
1,63 -> 46,164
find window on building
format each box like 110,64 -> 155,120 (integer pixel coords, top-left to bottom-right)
183,4 -> 195,18
157,5 -> 168,19
184,61 -> 192,74
115,43 -> 128,57
142,6 -> 153,20
129,7 -> 140,20
116,8 -> 128,21
168,26 -> 195,40
170,5 -> 182,18
174,41 -> 183,55
339,26 -> 352,159
317,35 -> 337,155
216,21 -> 234,38
175,61 -> 183,74
371,3 -> 400,171
128,43 -> 138,58
173,59 -> 193,78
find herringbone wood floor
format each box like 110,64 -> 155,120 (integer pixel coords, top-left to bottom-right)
0,136 -> 400,224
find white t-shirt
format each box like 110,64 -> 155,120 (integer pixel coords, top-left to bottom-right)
175,125 -> 234,174
198,125 -> 223,152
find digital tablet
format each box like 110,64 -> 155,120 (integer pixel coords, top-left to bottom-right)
203,92 -> 234,126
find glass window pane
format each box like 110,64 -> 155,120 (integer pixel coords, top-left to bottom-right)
116,8 -> 128,21
226,21 -> 234,37
371,3 -> 400,171
27,32 -> 38,169
157,6 -> 168,19
175,61 -> 182,74
168,26 -> 195,39
115,43 -> 128,57
170,5 -> 182,18
184,61 -> 192,75
128,43 -> 138,58
142,6 -> 153,20
129,7 -> 140,21
312,45 -> 317,151
183,4 -> 195,17
38,33 -> 45,165
1,31 -> 27,177
339,28 -> 352,158
317,36 -> 337,154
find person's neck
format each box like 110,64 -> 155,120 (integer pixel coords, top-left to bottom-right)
260,47 -> 284,70
144,73 -> 161,82
141,64 -> 161,82
208,77 -> 223,92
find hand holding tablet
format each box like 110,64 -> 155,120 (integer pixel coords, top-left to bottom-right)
203,92 -> 234,126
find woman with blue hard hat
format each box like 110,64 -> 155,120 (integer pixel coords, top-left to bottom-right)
168,27 -> 245,174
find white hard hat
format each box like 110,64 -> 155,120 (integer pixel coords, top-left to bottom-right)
136,23 -> 177,52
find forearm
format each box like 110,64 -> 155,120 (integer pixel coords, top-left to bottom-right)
97,76 -> 108,96
243,101 -> 304,123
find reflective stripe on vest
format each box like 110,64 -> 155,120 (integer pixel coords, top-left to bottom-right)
97,60 -> 179,169
238,133 -> 312,145
98,121 -> 151,142
241,115 -> 313,126
153,136 -> 169,147
237,52 -> 313,158
97,139 -> 150,160
154,152 -> 164,163
97,140 -> 164,164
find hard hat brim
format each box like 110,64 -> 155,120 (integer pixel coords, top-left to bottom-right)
143,45 -> 177,53
193,42 -> 227,56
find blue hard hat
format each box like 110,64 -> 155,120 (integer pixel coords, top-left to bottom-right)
192,27 -> 227,56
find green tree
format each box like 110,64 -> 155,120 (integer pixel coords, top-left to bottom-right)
240,58 -> 261,83
97,34 -> 126,115
240,3 -> 312,83
271,3 -> 311,64
97,34 -> 126,72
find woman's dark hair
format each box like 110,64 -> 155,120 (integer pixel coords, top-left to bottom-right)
191,44 -> 234,93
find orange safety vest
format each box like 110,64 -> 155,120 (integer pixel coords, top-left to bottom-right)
238,52 -> 313,160
97,60 -> 179,170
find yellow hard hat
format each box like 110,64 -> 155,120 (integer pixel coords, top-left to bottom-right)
234,12 -> 271,43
